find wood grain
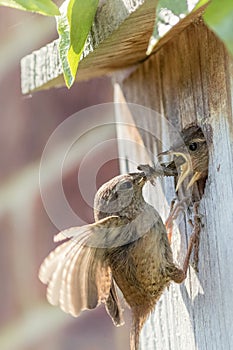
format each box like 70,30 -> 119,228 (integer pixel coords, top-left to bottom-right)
20,0 -> 207,94
115,20 -> 233,350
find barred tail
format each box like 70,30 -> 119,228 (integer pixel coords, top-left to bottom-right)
130,309 -> 148,350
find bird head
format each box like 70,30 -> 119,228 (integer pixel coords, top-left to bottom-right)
94,172 -> 147,220
158,126 -> 208,191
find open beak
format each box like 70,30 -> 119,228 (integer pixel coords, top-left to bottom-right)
138,173 -> 147,186
131,172 -> 147,186
158,150 -> 193,191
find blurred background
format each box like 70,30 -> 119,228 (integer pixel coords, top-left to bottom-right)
0,6 -> 130,350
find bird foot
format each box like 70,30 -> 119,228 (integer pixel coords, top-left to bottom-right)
168,201 -> 202,282
183,202 -> 201,274
165,197 -> 190,243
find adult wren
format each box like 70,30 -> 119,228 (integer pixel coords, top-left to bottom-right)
39,168 -> 197,350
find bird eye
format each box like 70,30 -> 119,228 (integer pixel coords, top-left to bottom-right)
118,181 -> 133,190
189,142 -> 198,151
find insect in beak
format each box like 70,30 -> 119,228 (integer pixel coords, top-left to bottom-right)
158,150 -> 193,191
138,174 -> 147,186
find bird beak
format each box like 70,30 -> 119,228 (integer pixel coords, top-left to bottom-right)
158,150 -> 192,191
138,174 -> 147,186
157,149 -> 173,157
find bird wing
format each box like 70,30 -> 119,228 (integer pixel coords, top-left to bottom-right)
38,215 -> 130,318
105,280 -> 124,327
54,215 -> 131,248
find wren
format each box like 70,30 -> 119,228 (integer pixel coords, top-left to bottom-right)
158,125 -> 209,192
39,169 -> 197,350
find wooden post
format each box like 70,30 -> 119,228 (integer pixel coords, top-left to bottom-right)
115,21 -> 233,350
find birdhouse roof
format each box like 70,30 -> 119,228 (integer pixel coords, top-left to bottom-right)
21,0 -> 207,94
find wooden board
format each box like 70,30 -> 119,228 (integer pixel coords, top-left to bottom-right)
115,20 -> 233,350
21,0 -> 206,94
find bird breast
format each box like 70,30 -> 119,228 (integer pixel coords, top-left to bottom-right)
107,206 -> 174,308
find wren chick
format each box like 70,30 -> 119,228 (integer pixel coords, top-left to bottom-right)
158,125 -> 209,191
156,125 -> 209,265
39,170 -> 196,350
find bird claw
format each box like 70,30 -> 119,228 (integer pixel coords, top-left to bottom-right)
186,202 -> 202,272
165,197 -> 190,242
166,199 -> 202,273
165,198 -> 176,243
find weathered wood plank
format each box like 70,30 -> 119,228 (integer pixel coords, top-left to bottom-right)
115,20 -> 233,350
21,0 -> 207,94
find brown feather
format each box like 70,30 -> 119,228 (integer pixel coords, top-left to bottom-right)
39,220 -> 118,317
105,280 -> 124,326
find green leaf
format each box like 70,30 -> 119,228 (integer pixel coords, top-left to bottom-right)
56,0 -> 73,87
147,0 -> 199,55
57,0 -> 99,88
194,0 -> 210,11
67,0 -> 99,86
203,0 -> 233,56
0,0 -> 60,16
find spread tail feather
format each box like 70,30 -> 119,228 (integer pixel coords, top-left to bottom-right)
39,222 -> 112,317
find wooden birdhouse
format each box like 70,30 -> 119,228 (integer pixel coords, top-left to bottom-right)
21,1 -> 233,349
